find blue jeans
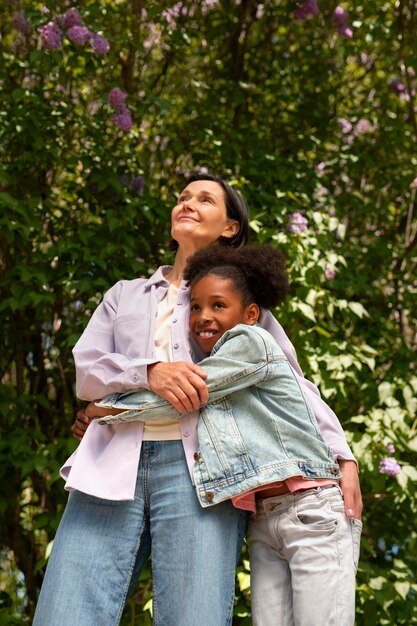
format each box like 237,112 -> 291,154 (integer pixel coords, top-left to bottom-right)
33,441 -> 247,626
247,486 -> 362,626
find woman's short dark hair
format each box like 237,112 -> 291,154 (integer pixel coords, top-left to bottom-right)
168,172 -> 249,250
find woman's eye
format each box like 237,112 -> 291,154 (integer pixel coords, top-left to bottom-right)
201,196 -> 213,203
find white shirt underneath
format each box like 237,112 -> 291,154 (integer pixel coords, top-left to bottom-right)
143,283 -> 182,440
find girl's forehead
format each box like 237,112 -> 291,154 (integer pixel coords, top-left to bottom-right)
191,274 -> 236,295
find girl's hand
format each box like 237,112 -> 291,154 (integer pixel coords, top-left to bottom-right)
71,407 -> 92,440
71,402 -> 124,440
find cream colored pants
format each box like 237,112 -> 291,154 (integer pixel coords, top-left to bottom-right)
247,485 -> 362,626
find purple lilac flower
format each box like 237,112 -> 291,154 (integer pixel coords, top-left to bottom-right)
67,25 -> 92,45
333,6 -> 353,38
389,78 -> 406,96
40,7 -> 50,14
325,266 -> 336,280
379,457 -> 401,477
338,118 -> 353,133
287,212 -> 308,233
91,34 -> 110,54
355,118 -> 373,134
294,0 -> 319,20
332,6 -> 348,27
108,87 -> 128,112
162,2 -> 188,27
39,21 -> 63,50
62,9 -> 83,29
339,24 -> 353,38
118,175 -> 130,186
358,53 -> 374,69
12,11 -> 31,34
386,443 -> 396,454
411,177 -> 417,189
112,109 -> 133,131
131,176 -> 145,195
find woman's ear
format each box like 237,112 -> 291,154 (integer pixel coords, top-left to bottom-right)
221,220 -> 239,239
245,303 -> 260,325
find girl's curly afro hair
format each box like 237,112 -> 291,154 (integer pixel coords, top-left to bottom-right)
183,244 -> 289,310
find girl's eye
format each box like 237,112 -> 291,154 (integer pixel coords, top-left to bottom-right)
214,302 -> 225,309
190,304 -> 200,312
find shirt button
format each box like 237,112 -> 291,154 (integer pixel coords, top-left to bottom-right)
184,431 -> 190,437
172,318 -> 177,323
177,301 -> 183,306
193,452 -> 201,461
132,374 -> 138,382
173,343 -> 179,349
204,492 -> 214,502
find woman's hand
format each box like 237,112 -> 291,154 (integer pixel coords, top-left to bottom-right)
71,402 -> 124,440
148,361 -> 208,413
338,459 -> 363,520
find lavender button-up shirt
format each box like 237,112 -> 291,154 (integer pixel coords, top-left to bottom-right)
61,265 -> 355,501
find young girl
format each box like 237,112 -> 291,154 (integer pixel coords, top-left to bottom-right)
93,244 -> 362,626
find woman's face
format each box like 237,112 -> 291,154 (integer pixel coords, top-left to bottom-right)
171,180 -> 239,250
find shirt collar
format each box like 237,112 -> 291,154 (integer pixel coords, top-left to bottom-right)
145,265 -> 189,291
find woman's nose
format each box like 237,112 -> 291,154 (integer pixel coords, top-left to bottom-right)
182,199 -> 195,211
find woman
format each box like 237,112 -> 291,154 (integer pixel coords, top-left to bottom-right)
34,174 -> 361,626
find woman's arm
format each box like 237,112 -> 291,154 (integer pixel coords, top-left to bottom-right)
73,281 -> 157,400
73,281 -> 208,411
96,326 -> 277,423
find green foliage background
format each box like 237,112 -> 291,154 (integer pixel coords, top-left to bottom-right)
1,0 -> 416,623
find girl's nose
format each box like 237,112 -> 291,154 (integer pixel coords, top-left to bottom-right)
198,311 -> 212,323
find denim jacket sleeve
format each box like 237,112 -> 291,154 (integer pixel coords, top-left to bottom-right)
260,309 -> 356,463
96,325 -> 274,424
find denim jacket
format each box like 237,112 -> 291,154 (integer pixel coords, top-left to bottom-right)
98,324 -> 341,508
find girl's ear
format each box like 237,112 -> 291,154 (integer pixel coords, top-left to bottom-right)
245,303 -> 260,325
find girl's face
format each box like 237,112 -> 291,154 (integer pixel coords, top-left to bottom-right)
189,274 -> 259,353
171,180 -> 239,250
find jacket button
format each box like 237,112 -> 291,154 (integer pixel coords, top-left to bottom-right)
193,452 -> 201,461
204,492 -> 214,502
